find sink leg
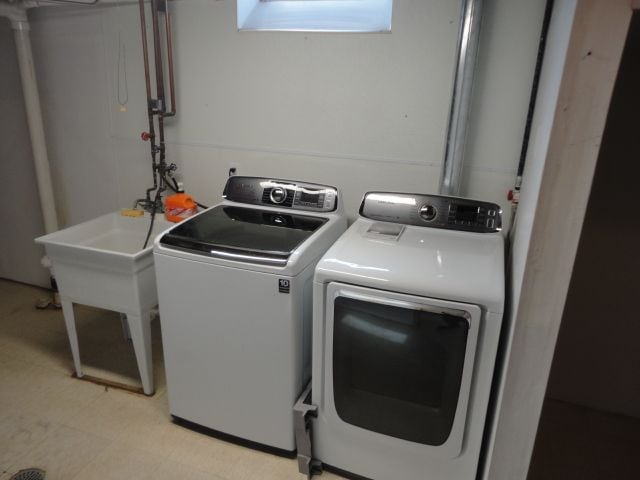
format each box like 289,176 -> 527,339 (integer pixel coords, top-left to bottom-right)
60,299 -> 83,378
127,311 -> 154,395
120,313 -> 132,340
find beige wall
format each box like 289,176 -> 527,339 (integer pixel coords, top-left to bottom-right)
546,11 -> 640,418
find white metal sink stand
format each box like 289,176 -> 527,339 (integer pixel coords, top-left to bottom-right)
36,212 -> 172,395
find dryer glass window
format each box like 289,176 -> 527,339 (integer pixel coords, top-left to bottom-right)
332,296 -> 469,445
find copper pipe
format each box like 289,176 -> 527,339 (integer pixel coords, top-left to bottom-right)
139,0 -> 157,200
138,0 -> 178,205
151,0 -> 167,196
138,0 -> 153,110
151,0 -> 165,110
164,1 -> 176,117
43,0 -> 99,4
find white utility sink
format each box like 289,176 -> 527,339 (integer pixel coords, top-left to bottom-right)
36,211 -> 173,395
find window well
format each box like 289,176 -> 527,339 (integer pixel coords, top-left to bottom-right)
237,0 -> 393,32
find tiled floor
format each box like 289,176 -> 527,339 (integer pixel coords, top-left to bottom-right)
4,279 -> 639,480
0,279 -> 342,480
528,398 -> 640,480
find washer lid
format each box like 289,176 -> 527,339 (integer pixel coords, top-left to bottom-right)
159,205 -> 328,265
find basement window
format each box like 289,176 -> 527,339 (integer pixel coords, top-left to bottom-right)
237,0 -> 393,32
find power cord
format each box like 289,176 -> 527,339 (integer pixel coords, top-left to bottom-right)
141,175 -> 209,250
162,174 -> 208,210
143,188 -> 162,249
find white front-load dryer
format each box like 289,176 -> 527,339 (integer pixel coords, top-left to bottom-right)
154,176 -> 347,453
302,191 -> 505,480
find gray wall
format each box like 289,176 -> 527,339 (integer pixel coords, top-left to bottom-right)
0,18 -> 48,288
546,12 -> 640,418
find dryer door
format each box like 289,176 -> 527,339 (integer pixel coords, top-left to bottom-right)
323,282 -> 481,458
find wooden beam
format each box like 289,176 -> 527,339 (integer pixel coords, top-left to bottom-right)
71,373 -> 149,396
484,0 -> 633,478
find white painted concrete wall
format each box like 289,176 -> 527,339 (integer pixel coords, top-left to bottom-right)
25,0 -> 546,229
0,18 -> 49,288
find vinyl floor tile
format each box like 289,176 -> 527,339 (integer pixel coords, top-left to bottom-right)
68,441 -> 165,480
0,405 -> 57,475
0,425 -> 111,480
0,280 -> 48,319
153,458 -> 227,480
0,320 -> 71,375
0,280 -> 344,480
0,357 -> 104,426
63,388 -> 174,455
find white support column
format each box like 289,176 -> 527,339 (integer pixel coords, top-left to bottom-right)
9,7 -> 59,234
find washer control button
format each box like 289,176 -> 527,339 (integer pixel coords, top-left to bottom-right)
270,187 -> 287,204
419,204 -> 438,222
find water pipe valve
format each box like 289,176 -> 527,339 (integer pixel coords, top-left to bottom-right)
141,131 -> 151,141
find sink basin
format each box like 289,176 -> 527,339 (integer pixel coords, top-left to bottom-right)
36,211 -> 173,395
37,212 -> 172,285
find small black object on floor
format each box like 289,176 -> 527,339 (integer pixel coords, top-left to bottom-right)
10,468 -> 46,480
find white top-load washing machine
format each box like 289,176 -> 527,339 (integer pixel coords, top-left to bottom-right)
299,191 -> 504,480
154,176 -> 347,453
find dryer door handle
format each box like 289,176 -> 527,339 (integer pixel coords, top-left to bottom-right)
335,289 -> 471,322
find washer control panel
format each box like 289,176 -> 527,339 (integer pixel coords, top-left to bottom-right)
223,176 -> 338,212
360,192 -> 502,233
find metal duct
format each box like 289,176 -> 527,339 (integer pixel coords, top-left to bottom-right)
439,0 -> 484,196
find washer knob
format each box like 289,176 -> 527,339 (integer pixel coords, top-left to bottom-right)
419,204 -> 437,221
270,187 -> 288,204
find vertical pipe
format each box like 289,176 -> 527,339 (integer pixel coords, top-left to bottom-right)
150,0 -> 165,107
138,0 -> 153,107
136,0 -> 177,208
164,1 -> 176,117
138,0 -> 158,202
439,0 -> 484,196
13,19 -> 59,233
150,0 -> 166,195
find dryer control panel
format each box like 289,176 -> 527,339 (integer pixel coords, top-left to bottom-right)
223,176 -> 338,212
360,192 -> 502,233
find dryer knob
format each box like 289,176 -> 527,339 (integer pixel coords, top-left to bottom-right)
419,204 -> 437,222
270,187 -> 288,204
